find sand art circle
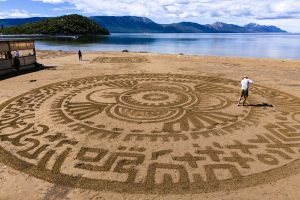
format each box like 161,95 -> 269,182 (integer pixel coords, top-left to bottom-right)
0,73 -> 300,194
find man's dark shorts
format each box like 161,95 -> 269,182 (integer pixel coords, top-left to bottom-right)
241,89 -> 249,97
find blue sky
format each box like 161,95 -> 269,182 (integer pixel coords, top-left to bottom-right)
1,0 -> 300,32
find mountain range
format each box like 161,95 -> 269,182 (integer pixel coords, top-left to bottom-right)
0,16 -> 287,33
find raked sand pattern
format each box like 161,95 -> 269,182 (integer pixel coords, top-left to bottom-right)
1,73 -> 300,194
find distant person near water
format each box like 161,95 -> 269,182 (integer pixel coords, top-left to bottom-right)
237,76 -> 253,106
78,50 -> 82,61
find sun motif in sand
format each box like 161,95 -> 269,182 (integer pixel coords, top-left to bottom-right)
64,81 -> 239,132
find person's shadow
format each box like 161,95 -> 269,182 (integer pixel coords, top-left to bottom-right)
244,103 -> 273,107
0,65 -> 57,81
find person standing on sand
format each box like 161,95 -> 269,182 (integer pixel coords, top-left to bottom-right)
78,50 -> 82,61
237,76 -> 253,106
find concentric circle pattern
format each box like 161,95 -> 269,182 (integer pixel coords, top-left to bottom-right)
0,74 -> 300,193
118,89 -> 196,109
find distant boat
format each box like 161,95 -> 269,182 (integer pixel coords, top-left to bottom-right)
55,35 -> 79,39
60,35 -> 79,39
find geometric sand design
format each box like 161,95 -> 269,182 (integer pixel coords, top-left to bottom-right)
0,73 -> 300,193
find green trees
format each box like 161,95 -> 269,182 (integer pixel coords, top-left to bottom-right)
1,14 -> 109,35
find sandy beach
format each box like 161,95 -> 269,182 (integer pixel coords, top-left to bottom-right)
0,50 -> 300,200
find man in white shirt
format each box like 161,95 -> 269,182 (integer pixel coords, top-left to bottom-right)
237,76 -> 253,106
15,50 -> 20,57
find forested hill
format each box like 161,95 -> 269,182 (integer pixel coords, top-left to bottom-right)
0,14 -> 109,35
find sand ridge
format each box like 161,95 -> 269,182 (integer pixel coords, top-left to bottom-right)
90,56 -> 149,63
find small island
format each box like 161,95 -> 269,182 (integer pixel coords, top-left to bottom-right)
0,14 -> 109,36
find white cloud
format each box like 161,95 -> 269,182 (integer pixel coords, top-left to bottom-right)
31,0 -> 300,20
33,0 -> 65,3
33,0 -> 300,19
10,10 -> 31,18
0,9 -> 41,18
30,0 -> 300,32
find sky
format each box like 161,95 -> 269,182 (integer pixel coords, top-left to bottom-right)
0,0 -> 300,32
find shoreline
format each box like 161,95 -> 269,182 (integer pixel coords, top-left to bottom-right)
0,50 -> 298,99
36,49 -> 300,61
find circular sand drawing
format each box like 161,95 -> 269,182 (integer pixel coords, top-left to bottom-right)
0,74 -> 300,193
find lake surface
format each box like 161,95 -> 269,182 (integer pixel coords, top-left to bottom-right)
2,33 -> 300,60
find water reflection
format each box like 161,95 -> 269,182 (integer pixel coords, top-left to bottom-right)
37,35 -> 158,45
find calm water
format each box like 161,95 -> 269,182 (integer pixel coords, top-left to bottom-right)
2,33 -> 300,60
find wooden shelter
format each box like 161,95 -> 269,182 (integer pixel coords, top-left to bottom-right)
0,40 -> 37,75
